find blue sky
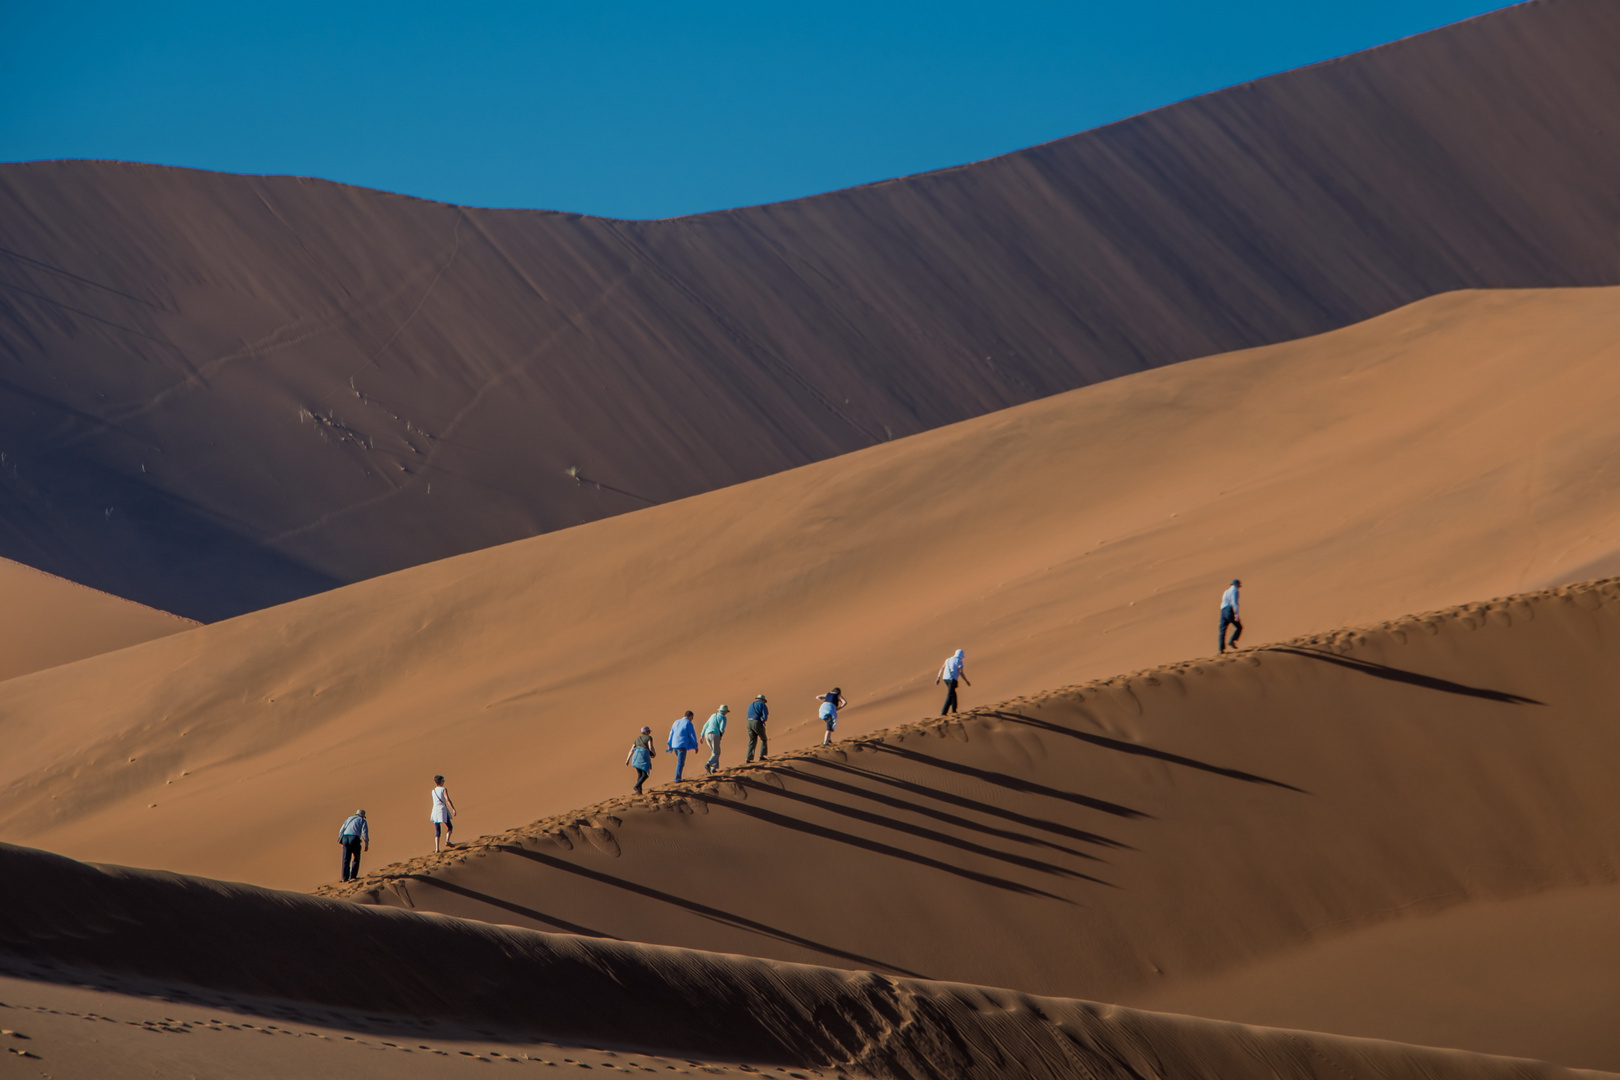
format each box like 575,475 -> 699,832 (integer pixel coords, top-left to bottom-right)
2,1 -> 1511,219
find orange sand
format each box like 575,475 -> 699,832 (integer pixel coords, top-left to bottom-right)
1,288 -> 1618,894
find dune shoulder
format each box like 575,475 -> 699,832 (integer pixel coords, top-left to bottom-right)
0,841 -> 1607,1080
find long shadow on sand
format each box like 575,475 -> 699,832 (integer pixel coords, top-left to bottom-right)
397,874 -> 617,939
986,711 -> 1308,793
864,743 -> 1149,819
757,764 -> 1110,861
1266,647 -> 1544,704
727,774 -> 1111,878
677,788 -> 1086,900
496,844 -> 926,977
794,758 -> 1133,851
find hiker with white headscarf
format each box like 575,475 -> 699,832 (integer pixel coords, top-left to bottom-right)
936,649 -> 970,715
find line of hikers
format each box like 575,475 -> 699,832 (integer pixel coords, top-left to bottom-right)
337,581 -> 1245,879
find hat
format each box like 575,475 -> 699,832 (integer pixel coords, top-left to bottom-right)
755,693 -> 767,700
719,704 -> 730,712
1231,579 -> 1240,585
357,809 -> 366,817
640,726 -> 652,733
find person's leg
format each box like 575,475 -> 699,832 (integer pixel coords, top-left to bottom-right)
634,767 -> 648,793
1230,618 -> 1243,646
706,733 -> 720,772
445,819 -> 453,848
351,839 -> 361,880
759,728 -> 768,759
673,749 -> 686,781
942,678 -> 958,715
340,840 -> 351,881
1219,608 -> 1233,653
434,822 -> 442,853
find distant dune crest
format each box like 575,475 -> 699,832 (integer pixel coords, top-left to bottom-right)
2,0 -> 1619,618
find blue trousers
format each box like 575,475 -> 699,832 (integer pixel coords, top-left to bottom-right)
1219,606 -> 1243,652
672,749 -> 688,781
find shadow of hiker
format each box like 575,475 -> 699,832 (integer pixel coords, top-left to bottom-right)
864,742 -> 1150,820
986,711 -> 1307,794
727,773 -> 1111,874
399,874 -> 617,939
495,843 -> 927,977
1266,647 -> 1544,704
797,757 -> 1133,851
757,764 -> 1110,861
675,788 -> 1092,900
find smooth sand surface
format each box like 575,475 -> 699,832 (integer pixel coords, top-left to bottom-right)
0,557 -> 192,682
0,844 -> 1606,1080
324,579 -> 1620,1070
2,287 -> 1620,894
2,1 -> 1618,617
1131,882 -> 1620,1072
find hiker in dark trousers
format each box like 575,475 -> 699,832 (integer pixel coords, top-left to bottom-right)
1219,579 -> 1243,653
339,809 -> 369,882
668,710 -> 698,781
626,725 -> 656,793
746,694 -> 769,762
936,649 -> 969,714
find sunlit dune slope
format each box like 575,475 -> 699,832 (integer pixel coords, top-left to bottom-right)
2,0 -> 1618,616
330,578 -> 1620,1071
0,556 -> 193,682
0,844 -> 1605,1080
2,287 -> 1619,895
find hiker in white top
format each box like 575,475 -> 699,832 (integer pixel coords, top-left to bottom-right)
936,649 -> 969,715
1219,579 -> 1243,654
430,774 -> 457,852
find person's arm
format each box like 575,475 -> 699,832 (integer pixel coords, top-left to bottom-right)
962,669 -> 970,686
446,791 -> 456,815
363,822 -> 369,851
838,695 -> 848,709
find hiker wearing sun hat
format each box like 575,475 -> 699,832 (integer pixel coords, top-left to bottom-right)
702,705 -> 729,773
626,725 -> 657,793
745,694 -> 770,763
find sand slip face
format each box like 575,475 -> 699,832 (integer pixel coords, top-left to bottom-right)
0,557 -> 193,682
331,580 -> 1620,1071
2,287 -> 1620,891
0,843 -> 1606,1080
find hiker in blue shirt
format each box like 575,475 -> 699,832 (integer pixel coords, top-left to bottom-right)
1219,579 -> 1243,654
745,694 -> 770,762
936,649 -> 969,715
626,725 -> 657,794
667,710 -> 699,781
338,809 -> 369,882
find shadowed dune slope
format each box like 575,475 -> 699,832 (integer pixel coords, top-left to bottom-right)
326,579 -> 1620,1070
0,556 -> 192,682
2,0 -> 1619,616
3,287 -> 1620,893
0,844 -> 1606,1080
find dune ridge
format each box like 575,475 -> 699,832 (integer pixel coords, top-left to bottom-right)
3,0 -> 1619,616
0,556 -> 193,682
0,842 -> 1605,1080
318,576 -> 1620,1069
2,286 -> 1618,895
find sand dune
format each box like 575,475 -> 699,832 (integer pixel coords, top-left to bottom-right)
0,842 -> 1606,1080
0,556 -> 192,682
3,1 -> 1618,616
0,287 -> 1617,896
317,577 -> 1620,1070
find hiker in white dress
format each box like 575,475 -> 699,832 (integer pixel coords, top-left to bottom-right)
430,774 -> 457,852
